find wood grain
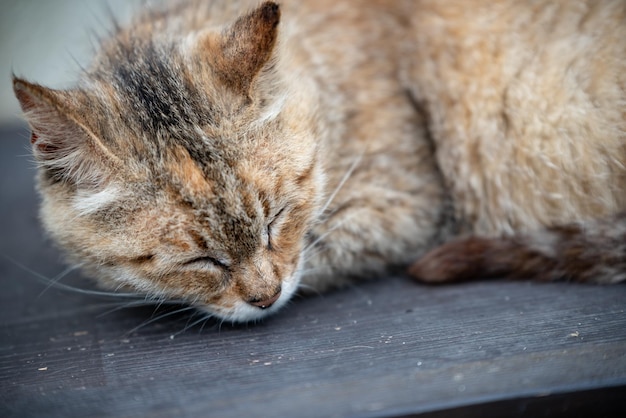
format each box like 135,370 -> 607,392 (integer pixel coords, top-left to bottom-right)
1,125 -> 625,417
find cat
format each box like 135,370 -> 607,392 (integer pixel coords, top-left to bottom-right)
12,0 -> 626,322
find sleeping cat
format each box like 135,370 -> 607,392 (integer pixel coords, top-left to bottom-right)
13,0 -> 626,322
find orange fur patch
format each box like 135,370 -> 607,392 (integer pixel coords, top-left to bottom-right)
169,146 -> 213,197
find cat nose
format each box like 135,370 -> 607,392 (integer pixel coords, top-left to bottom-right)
248,288 -> 282,309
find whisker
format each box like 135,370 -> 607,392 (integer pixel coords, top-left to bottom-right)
3,253 -> 201,330
1,253 -> 142,299
303,213 -> 356,257
218,317 -> 227,333
96,298 -> 186,318
182,309 -> 201,329
97,300 -> 150,318
295,282 -> 323,297
125,305 -> 197,336
37,265 -> 79,298
299,265 -> 330,278
302,235 -> 331,262
318,153 -> 363,217
149,297 -> 168,317
198,315 -> 215,334
174,313 -> 215,336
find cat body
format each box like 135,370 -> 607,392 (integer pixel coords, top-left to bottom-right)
13,0 -> 626,322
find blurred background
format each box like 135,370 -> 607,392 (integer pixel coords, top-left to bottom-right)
0,0 -> 141,125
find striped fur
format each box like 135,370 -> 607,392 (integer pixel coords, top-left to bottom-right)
12,0 -> 626,322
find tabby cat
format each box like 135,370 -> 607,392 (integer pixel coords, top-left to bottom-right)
13,0 -> 626,322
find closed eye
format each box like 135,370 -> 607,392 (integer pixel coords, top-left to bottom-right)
183,256 -> 230,270
266,207 -> 286,250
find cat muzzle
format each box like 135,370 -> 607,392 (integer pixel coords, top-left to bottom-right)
247,289 -> 282,309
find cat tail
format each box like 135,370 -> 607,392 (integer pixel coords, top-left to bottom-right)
409,213 -> 626,284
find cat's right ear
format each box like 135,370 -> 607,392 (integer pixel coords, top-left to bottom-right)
200,2 -> 281,96
13,77 -> 119,186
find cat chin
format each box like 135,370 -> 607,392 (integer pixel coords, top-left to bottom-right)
199,270 -> 301,323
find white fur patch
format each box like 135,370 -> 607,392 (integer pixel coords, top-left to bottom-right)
199,259 -> 302,322
253,94 -> 288,128
73,186 -> 122,216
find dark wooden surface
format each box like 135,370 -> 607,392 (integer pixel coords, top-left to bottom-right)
1,123 -> 626,417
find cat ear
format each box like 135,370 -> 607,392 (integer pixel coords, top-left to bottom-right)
204,2 -> 281,95
13,77 -> 119,186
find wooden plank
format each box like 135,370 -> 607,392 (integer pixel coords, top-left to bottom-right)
1,124 -> 625,417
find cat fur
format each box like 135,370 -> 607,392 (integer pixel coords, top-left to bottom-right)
12,0 -> 626,321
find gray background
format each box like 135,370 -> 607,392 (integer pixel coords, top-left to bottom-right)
1,0 -> 140,124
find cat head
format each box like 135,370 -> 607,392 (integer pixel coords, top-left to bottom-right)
13,2 -> 324,322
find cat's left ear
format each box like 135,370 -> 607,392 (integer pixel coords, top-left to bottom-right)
202,2 -> 281,96
13,77 -> 119,186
